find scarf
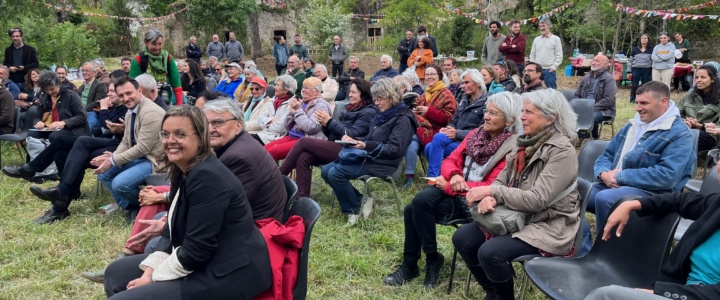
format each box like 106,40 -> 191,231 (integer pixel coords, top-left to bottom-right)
375,102 -> 406,125
244,93 -> 265,120
143,48 -> 170,80
465,127 -> 514,166
424,81 -> 446,103
273,92 -> 292,110
509,127 -> 555,188
345,101 -> 363,113
448,83 -> 459,94
524,81 -> 543,92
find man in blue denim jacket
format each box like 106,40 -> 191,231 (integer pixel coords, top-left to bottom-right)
581,81 -> 696,255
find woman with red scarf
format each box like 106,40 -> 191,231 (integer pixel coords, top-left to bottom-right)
402,64 -> 457,188
452,89 -> 581,300
279,79 -> 377,198
383,92 -> 520,289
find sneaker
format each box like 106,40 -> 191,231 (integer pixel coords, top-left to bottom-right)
400,178 -> 413,189
383,264 -> 420,286
80,270 -> 105,283
34,209 -> 70,224
347,214 -> 360,226
362,197 -> 374,219
423,253 -> 445,289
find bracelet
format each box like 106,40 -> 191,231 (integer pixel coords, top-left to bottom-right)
164,192 -> 170,204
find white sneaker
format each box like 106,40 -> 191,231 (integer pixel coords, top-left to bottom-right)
362,197 -> 375,219
347,214 -> 359,226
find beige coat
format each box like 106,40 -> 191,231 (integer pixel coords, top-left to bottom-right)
113,97 -> 166,171
244,96 -> 274,134
490,132 -> 580,255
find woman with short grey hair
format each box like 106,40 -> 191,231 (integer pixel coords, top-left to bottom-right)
250,75 -> 297,145
322,78 -> 418,225
453,88 -> 580,299
129,28 -> 184,105
401,69 -> 424,95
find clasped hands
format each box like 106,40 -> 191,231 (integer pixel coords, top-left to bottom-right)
463,185 -> 496,214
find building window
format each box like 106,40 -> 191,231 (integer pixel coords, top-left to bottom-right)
368,28 -> 381,37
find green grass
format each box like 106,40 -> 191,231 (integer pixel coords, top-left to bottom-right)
0,85 -> 689,299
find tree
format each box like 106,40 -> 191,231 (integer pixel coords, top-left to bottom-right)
297,0 -> 351,59
185,0 -> 258,43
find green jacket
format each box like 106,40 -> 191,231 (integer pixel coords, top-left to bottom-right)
673,39 -> 691,60
678,90 -> 720,128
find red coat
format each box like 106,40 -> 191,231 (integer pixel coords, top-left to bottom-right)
498,34 -> 527,66
253,216 -> 306,300
440,128 -> 508,197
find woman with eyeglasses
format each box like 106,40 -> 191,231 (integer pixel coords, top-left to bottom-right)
678,64 -> 720,151
263,77 -> 331,161
424,69 -> 491,180
384,92 -> 520,289
233,66 -> 259,103
279,78 -> 377,199
104,106 -> 272,299
323,78 -> 418,225
402,64 -> 457,189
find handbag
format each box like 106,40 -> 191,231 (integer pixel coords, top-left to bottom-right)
336,144 -> 383,166
471,181 -> 577,236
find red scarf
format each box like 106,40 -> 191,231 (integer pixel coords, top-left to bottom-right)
465,127 -> 514,166
273,93 -> 293,110
344,102 -> 363,112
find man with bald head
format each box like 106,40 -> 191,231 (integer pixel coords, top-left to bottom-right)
574,54 -> 617,139
206,34 -> 225,60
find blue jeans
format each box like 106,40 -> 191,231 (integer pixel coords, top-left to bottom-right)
630,68 -> 652,102
581,183 -> 650,255
592,111 -> 613,139
542,69 -> 557,89
404,135 -> 421,176
99,158 -> 153,209
321,162 -> 369,214
87,111 -> 99,131
424,133 -> 459,178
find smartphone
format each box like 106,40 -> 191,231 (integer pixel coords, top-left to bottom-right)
335,140 -> 358,146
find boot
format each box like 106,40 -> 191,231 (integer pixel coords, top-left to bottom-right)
467,264 -> 497,300
423,252 -> 445,289
492,277 -> 515,300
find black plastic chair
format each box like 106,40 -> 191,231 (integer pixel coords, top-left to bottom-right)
569,98 -> 595,143
577,140 -> 610,182
266,84 -> 275,98
0,106 -> 29,167
560,89 -> 577,102
523,199 -> 679,300
282,175 -> 299,223
288,197 -> 322,300
439,216 -> 472,294
332,100 -> 347,121
675,166 -> 720,241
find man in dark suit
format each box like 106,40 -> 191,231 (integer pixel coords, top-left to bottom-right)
409,25 -> 438,57
78,62 -> 109,130
185,36 -> 202,63
3,27 -> 39,91
397,29 -> 414,74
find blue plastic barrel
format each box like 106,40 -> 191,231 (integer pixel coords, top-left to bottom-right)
565,65 -> 573,77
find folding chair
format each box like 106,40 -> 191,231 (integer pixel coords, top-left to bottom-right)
523,199 -> 679,300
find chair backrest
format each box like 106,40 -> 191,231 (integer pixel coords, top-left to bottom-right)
587,198 -> 679,288
577,140 -> 610,182
676,166 -> 720,241
281,175 -> 298,223
10,106 -> 21,134
569,98 -> 595,133
561,89 -> 577,102
145,173 -> 170,186
332,100 -> 348,121
288,197 -> 322,300
20,106 -> 37,133
689,129 -> 700,176
571,178 -> 593,258
266,84 -> 275,98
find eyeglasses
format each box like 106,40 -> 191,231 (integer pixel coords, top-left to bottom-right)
373,98 -> 389,103
523,69 -> 537,73
425,73 -> 438,76
483,109 -> 503,117
249,87 -> 263,91
159,131 -> 197,141
215,68 -> 222,71
208,118 -> 237,128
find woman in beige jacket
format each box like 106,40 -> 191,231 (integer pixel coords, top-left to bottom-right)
452,89 -> 580,300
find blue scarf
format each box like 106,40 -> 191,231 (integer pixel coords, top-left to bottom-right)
244,93 -> 265,120
374,102 -> 406,125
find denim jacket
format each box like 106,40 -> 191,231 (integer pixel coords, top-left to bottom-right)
594,116 -> 695,194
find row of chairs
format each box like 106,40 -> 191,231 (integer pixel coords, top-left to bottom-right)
561,89 -> 616,141
0,106 -> 32,167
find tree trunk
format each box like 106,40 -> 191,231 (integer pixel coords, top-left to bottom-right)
249,12 -> 262,58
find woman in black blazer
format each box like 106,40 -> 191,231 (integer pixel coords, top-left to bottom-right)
104,106 -> 272,300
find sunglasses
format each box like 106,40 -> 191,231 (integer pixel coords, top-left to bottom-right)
250,87 -> 263,91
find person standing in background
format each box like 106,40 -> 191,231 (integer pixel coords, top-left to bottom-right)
529,19 -> 562,89
3,27 -> 39,91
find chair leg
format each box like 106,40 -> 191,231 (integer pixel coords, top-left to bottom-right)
387,179 -> 402,216
518,270 -> 530,300
446,247 -> 459,294
465,270 -> 471,297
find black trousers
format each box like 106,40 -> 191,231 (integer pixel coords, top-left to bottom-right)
331,63 -> 344,77
28,128 -> 75,142
104,253 -> 182,300
402,186 -> 466,266
452,223 -> 538,283
699,131 -> 718,152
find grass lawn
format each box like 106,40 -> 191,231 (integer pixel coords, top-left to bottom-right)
0,86 -> 687,299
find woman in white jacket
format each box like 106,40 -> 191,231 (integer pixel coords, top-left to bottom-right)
250,75 -> 297,145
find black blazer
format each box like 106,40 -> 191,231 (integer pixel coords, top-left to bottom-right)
156,156 -> 272,299
3,44 -> 39,83
33,87 -> 88,137
77,80 -> 108,111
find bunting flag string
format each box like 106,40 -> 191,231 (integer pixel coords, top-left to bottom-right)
617,0 -> 720,13
44,3 -> 188,22
614,4 -> 720,22
441,3 -> 571,26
